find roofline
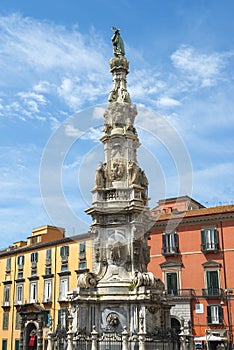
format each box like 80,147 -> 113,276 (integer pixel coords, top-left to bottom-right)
0,232 -> 90,257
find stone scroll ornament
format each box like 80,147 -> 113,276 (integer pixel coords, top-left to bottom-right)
77,272 -> 97,288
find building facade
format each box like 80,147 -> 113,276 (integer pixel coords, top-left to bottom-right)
149,196 -> 234,349
0,225 -> 91,350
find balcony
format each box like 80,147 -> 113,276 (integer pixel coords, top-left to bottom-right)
202,288 -> 223,298
207,316 -> 223,325
166,289 -> 195,299
201,242 -> 219,253
162,246 -> 179,256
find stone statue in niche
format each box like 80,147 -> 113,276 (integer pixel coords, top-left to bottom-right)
95,162 -> 106,189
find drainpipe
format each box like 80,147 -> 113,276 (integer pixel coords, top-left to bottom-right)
220,220 -> 233,349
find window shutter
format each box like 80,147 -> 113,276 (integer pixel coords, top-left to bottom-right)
58,309 -> 62,325
18,255 -> 24,265
60,246 -> 64,257
65,308 -> 69,329
46,249 -> 51,260
45,311 -> 50,327
174,233 -> 179,248
218,305 -> 223,323
214,229 -> 218,244
60,246 -> 69,257
162,234 -> 167,252
6,258 -> 11,270
201,229 -> 206,248
207,305 -> 211,323
65,245 -> 69,256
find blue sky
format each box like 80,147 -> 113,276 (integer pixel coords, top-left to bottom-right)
0,0 -> 233,247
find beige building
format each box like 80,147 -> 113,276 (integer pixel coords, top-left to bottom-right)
0,225 -> 91,350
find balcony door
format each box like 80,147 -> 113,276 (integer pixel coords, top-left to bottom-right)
166,272 -> 178,296
206,270 -> 219,295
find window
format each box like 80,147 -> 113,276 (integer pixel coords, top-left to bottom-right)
16,284 -> 23,304
207,305 -> 223,324
3,286 -> 10,305
201,228 -> 219,252
17,255 -> 24,269
31,252 -> 38,263
79,242 -> 86,259
29,282 -> 37,303
15,312 -> 21,330
2,313 -> 9,330
15,340 -> 20,350
59,278 -> 68,300
45,311 -> 50,327
17,272 -> 23,280
205,270 -> 220,296
2,340 -> 7,350
60,246 -> 69,261
6,258 -> 11,272
44,280 -> 52,302
79,261 -> 87,270
195,303 -> 204,314
45,267 -> 52,276
162,232 -> 178,255
61,263 -> 68,272
166,272 -> 178,295
58,308 -> 68,330
46,249 -> 52,265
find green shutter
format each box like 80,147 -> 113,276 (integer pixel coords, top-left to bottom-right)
166,272 -> 178,295
58,309 -> 62,325
162,234 -> 167,253
46,249 -> 51,259
218,305 -> 223,323
214,229 -> 218,244
15,340 -> 20,350
45,311 -> 50,327
207,305 -> 211,323
2,340 -> 7,350
201,229 -> 206,249
174,233 -> 179,249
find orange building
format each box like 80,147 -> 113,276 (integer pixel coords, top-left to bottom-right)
149,196 -> 234,350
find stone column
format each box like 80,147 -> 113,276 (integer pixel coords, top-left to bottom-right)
180,318 -> 186,350
122,326 -> 129,350
91,325 -> 98,350
46,317 -> 54,350
19,314 -> 24,350
37,314 -> 44,350
66,313 -> 74,350
138,313 -> 146,350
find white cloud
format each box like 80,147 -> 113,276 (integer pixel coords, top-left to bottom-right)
171,45 -> 227,87
64,123 -> 83,137
156,96 -> 181,108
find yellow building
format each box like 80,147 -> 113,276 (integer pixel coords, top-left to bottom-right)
0,225 -> 91,350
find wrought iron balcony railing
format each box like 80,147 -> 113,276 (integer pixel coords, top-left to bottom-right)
166,289 -> 195,298
162,246 -> 179,256
201,242 -> 219,252
202,288 -> 223,297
